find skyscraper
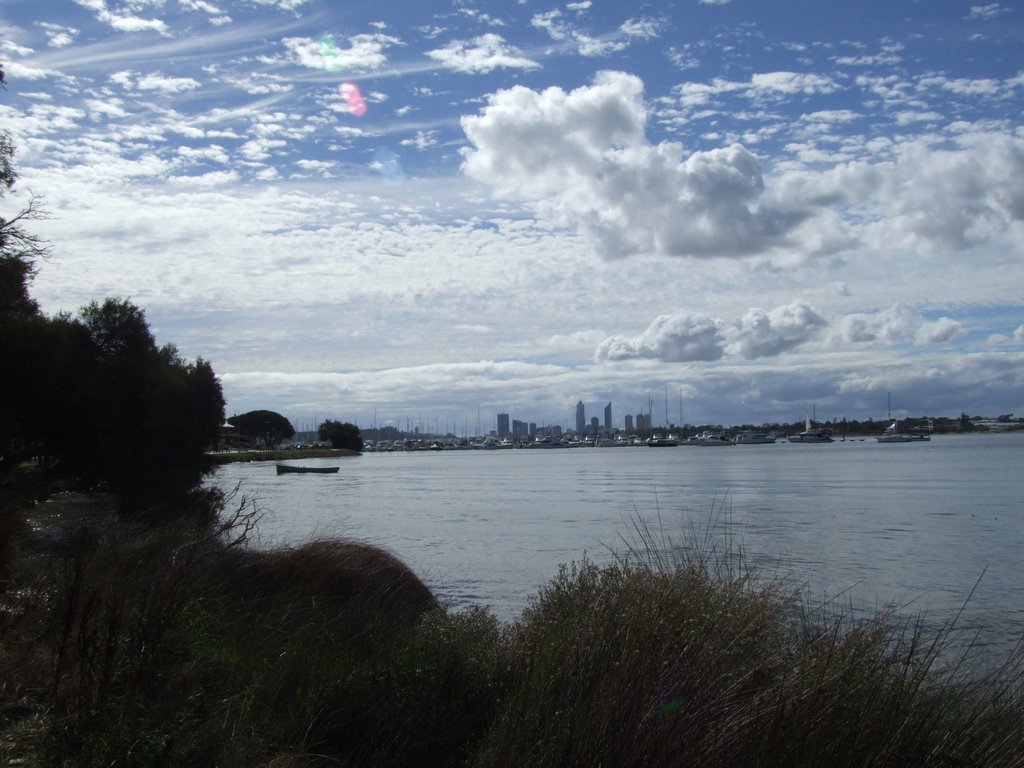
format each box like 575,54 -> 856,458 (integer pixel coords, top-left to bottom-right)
497,413 -> 510,438
604,402 -> 612,433
576,400 -> 585,434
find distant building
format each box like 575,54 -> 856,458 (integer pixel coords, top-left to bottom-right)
512,419 -> 529,439
604,402 -> 612,433
497,413 -> 510,438
625,414 -> 634,432
590,416 -> 599,434
576,400 -> 585,434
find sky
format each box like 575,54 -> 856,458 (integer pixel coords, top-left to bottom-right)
2,0 -> 1023,433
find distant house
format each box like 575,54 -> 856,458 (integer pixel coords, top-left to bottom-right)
217,422 -> 244,450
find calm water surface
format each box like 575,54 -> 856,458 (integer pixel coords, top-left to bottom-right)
212,433 -> 1024,657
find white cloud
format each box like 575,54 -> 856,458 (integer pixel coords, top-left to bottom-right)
179,0 -> 222,13
461,72 -> 811,259
426,34 -> 539,73
830,305 -> 965,348
108,70 -> 201,94
3,62 -> 60,80
596,311 -> 725,363
400,131 -> 438,151
915,317 -> 966,345
967,4 -> 1009,20
725,302 -> 827,359
283,34 -> 402,72
595,302 -> 825,363
177,144 -> 231,165
136,73 -> 202,94
1015,324 -> 1024,342
39,22 -> 80,48
72,0 -> 170,34
750,71 -> 839,97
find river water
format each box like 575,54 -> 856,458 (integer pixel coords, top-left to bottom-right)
211,433 -> 1024,660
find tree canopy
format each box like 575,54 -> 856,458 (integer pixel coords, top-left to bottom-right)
319,420 -> 363,452
227,410 -> 294,449
1,68 -> 226,516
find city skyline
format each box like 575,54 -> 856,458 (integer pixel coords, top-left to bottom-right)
2,0 -> 1022,426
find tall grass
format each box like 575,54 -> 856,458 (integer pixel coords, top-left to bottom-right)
1,491 -> 1022,767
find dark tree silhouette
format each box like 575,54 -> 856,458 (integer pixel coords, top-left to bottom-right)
227,410 -> 295,449
319,419 -> 364,452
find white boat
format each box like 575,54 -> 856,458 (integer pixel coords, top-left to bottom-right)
877,422 -> 931,443
734,431 -> 776,445
788,417 -> 833,443
528,436 -> 566,448
694,431 -> 735,446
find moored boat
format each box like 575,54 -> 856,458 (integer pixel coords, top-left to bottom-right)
877,422 -> 931,443
694,431 -> 735,446
276,464 -> 340,474
646,435 -> 679,447
787,417 -> 833,444
735,430 -> 776,445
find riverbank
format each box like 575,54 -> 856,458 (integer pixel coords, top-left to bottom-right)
2,489 -> 1022,767
208,447 -> 360,465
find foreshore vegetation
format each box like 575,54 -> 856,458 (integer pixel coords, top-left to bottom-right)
2,487 -> 1024,767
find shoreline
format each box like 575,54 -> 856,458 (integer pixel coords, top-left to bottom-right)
207,448 -> 360,465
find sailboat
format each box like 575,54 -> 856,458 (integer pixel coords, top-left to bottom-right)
787,413 -> 833,443
877,394 -> 930,443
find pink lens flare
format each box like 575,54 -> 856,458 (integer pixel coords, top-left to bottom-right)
340,82 -> 367,117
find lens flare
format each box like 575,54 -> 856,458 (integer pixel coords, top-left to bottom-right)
340,82 -> 367,117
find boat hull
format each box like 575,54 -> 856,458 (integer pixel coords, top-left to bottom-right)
276,465 -> 340,474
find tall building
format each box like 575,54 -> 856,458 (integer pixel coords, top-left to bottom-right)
625,414 -> 634,432
497,413 -> 510,438
604,402 -> 612,433
576,400 -> 585,434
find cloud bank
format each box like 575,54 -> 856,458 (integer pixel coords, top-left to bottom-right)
595,302 -> 827,363
461,72 -> 1024,262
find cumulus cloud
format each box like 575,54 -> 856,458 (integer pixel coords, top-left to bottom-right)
595,301 -> 825,363
39,22 -> 79,48
725,302 -> 827,358
830,304 -> 965,347
426,34 -> 539,73
915,317 -> 966,345
596,311 -> 725,363
461,71 -> 811,259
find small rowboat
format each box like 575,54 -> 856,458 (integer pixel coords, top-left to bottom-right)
276,464 -> 340,475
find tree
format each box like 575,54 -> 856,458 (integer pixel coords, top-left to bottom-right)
227,410 -> 294,449
319,420 -> 363,452
0,68 -> 225,516
68,298 -> 225,513
1,66 -> 51,323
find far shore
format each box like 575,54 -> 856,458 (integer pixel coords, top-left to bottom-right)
208,447 -> 360,465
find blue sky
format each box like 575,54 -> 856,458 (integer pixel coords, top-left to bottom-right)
2,0 -> 1023,432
